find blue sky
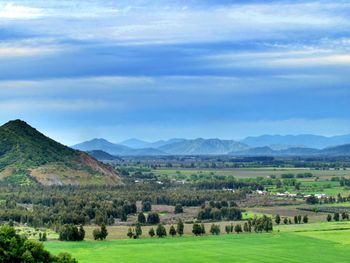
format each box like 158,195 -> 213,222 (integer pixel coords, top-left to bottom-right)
0,0 -> 350,145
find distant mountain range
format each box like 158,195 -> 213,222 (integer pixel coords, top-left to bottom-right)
232,144 -> 350,157
241,134 -> 350,149
73,133 -> 350,157
0,120 -> 120,185
73,138 -> 249,156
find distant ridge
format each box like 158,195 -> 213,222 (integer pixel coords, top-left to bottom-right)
0,120 -> 120,185
241,134 -> 350,149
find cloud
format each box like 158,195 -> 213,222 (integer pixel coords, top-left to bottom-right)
0,3 -> 43,19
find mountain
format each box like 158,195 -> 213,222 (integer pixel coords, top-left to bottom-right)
73,139 -> 166,156
119,138 -> 150,149
321,144 -> 350,156
88,150 -> 121,161
231,146 -> 320,156
241,134 -> 350,149
72,138 -> 131,155
159,138 -> 249,155
0,120 -> 120,185
148,138 -> 186,148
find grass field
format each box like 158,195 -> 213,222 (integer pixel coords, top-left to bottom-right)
46,222 -> 350,263
153,168 -> 350,179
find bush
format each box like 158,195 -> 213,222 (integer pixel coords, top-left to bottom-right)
210,224 -> 220,235
147,212 -> 160,225
142,201 -> 152,212
59,224 -> 85,241
174,204 -> 184,214
0,225 -> 76,263
156,224 -> 167,238
148,228 -> 155,237
93,224 -> 108,240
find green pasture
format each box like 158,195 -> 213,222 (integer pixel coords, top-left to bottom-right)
153,168 -> 350,180
46,221 -> 350,263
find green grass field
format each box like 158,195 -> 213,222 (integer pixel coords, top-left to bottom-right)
46,222 -> 350,263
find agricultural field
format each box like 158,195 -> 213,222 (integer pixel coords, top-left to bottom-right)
46,222 -> 350,263
153,168 -> 350,180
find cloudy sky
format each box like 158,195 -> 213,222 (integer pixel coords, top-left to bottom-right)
0,0 -> 349,145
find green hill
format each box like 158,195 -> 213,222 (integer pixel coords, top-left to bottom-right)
0,120 -> 120,185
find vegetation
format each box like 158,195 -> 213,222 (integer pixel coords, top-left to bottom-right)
0,225 -> 76,263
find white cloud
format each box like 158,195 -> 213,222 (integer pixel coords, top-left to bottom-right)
0,3 -> 43,19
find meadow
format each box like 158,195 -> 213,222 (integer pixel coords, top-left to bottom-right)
46,222 -> 350,263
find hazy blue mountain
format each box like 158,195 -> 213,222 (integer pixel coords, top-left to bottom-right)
88,150 -> 121,161
320,144 -> 350,156
148,138 -> 186,148
119,138 -> 150,149
159,138 -> 248,155
73,139 -> 166,156
241,134 -> 350,149
231,146 -> 319,157
72,139 -> 131,155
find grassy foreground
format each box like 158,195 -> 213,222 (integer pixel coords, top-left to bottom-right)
46,227 -> 350,263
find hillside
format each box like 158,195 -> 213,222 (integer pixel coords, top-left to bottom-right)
0,120 -> 120,185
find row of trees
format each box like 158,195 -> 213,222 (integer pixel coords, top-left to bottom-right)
327,212 -> 350,222
137,212 -> 160,225
275,214 -> 308,225
197,207 -> 242,221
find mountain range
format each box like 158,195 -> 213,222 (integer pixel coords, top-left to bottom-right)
0,120 -> 120,186
73,134 -> 350,157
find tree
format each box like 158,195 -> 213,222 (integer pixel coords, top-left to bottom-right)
210,224 -> 220,235
93,224 -> 108,240
135,224 -> 142,238
177,219 -> 184,236
127,228 -> 134,239
303,215 -> 308,224
327,214 -> 332,222
225,225 -> 232,234
138,212 -> 146,224
0,225 -> 77,263
148,228 -> 155,237
200,223 -> 206,235
142,201 -> 152,212
147,212 -> 160,225
174,204 -> 184,214
192,223 -> 203,236
334,212 -> 340,221
100,224 -> 108,240
294,215 -> 298,224
275,214 -> 281,225
297,215 -> 302,224
156,224 -> 167,238
243,222 -> 250,233
306,195 -> 319,205
59,224 -> 85,241
169,225 -> 177,236
234,224 -> 242,234
79,225 -> 85,241
341,212 -> 349,220
283,217 -> 288,225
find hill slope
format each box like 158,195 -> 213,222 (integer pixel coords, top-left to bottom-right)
0,120 -> 120,185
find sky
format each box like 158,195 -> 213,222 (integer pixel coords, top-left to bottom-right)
0,0 -> 349,145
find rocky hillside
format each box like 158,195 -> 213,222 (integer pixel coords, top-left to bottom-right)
0,120 -> 120,185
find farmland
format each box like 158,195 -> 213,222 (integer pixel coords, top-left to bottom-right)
46,222 -> 350,263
